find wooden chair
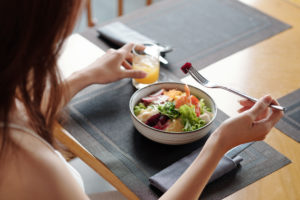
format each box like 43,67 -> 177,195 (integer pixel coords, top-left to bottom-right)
118,0 -> 153,16
54,122 -> 139,199
86,0 -> 95,27
86,0 -> 153,27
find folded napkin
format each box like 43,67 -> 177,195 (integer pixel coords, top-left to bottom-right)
149,148 -> 243,193
97,22 -> 172,55
97,22 -> 155,47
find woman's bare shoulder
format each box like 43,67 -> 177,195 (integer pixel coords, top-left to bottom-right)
0,128 -> 88,200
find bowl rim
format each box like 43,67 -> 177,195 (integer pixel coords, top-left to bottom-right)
129,81 -> 217,135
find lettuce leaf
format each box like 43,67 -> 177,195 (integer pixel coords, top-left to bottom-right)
158,102 -> 180,119
179,104 -> 206,131
199,99 -> 211,113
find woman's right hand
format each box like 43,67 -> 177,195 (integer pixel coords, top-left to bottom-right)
82,43 -> 147,85
215,95 -> 284,151
63,43 -> 147,106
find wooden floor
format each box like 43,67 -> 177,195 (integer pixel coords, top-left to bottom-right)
183,0 -> 300,199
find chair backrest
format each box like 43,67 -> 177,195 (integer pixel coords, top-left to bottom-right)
86,0 -> 95,27
86,0 -> 154,27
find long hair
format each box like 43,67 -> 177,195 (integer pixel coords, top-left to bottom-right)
0,1 -> 82,161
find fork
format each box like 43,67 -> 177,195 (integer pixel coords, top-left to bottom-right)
185,65 -> 286,111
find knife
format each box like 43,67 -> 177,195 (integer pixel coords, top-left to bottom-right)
144,48 -> 169,65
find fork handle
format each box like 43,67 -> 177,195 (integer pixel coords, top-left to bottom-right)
219,86 -> 286,112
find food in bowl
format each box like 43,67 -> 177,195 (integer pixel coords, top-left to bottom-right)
133,84 -> 213,132
129,82 -> 217,145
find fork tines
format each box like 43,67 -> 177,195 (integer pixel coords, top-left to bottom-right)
188,66 -> 208,84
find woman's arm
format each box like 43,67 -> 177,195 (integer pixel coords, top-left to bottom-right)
159,130 -> 226,200
62,43 -> 146,106
160,95 -> 283,200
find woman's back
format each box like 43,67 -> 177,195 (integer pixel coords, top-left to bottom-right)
0,102 -> 88,200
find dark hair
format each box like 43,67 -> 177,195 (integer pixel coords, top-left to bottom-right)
0,1 -> 82,161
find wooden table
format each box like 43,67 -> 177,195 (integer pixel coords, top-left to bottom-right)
55,0 -> 300,199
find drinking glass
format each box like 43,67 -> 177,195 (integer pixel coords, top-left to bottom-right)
132,43 -> 160,89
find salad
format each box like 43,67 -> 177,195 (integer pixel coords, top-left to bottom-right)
134,84 -> 213,132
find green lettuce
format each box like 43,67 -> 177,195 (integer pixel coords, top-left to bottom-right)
179,104 -> 206,131
158,102 -> 180,119
199,99 -> 211,113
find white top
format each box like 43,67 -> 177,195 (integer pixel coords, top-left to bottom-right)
0,122 -> 85,191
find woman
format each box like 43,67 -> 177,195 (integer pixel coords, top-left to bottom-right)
0,1 -> 283,199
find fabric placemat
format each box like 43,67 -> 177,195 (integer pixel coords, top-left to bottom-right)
61,79 -> 290,199
100,0 -> 290,78
276,88 -> 300,142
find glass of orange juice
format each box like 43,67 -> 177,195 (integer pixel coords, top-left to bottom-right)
132,43 -> 160,89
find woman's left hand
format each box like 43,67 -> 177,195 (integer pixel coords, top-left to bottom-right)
83,43 -> 147,84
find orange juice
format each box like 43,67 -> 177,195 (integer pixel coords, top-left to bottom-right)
133,55 -> 160,84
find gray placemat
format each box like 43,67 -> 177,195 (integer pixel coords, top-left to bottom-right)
103,0 -> 291,78
61,79 -> 290,199
276,88 -> 300,142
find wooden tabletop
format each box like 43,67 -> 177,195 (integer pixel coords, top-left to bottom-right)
56,0 -> 300,199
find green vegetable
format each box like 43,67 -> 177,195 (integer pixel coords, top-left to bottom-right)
179,104 -> 206,131
134,103 -> 146,115
199,99 -> 211,113
158,102 -> 180,119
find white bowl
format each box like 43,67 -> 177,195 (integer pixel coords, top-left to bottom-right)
129,82 -> 217,145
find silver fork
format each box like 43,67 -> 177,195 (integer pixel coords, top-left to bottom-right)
188,67 -> 286,111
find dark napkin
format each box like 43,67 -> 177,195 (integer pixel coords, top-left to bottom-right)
97,22 -> 172,55
97,21 -> 156,47
149,147 -> 243,193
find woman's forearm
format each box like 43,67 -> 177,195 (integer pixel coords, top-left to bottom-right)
63,70 -> 94,106
41,70 -> 94,115
159,129 -> 227,200
57,43 -> 147,110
